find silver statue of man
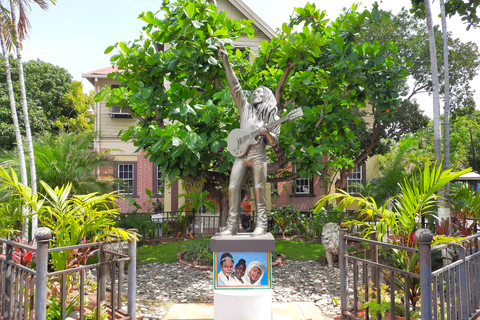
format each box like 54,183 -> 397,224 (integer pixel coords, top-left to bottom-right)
217,48 -> 280,237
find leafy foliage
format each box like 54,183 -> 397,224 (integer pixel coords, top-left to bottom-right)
411,0 -> 480,30
0,58 -> 93,150
0,132 -> 115,194
269,205 -> 297,238
181,237 -> 213,265
448,182 -> 480,235
362,8 -> 480,117
0,166 -> 136,271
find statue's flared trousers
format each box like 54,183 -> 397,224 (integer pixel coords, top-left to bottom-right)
227,144 -> 268,230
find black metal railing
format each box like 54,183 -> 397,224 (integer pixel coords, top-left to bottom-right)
0,228 -> 137,320
339,229 -> 480,320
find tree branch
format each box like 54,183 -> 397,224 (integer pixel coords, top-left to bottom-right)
275,61 -> 296,108
267,144 -> 289,172
315,108 -> 325,129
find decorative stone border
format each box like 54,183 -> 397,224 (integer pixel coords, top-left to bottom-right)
177,251 -> 213,271
177,251 -> 288,270
272,253 -> 287,266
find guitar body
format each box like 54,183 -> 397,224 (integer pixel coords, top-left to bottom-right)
227,126 -> 260,158
226,107 -> 304,158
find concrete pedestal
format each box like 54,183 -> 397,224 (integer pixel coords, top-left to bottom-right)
211,233 -> 275,320
214,289 -> 272,320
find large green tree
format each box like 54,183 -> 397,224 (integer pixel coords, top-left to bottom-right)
98,0 -> 407,222
0,58 -> 93,150
362,8 -> 479,116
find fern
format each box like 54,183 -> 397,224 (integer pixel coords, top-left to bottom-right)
360,301 -> 391,320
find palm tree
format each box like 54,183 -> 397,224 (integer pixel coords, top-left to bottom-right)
1,0 -> 55,237
33,132 -> 116,195
0,11 -> 28,187
439,0 -> 452,219
424,0 -> 442,166
440,0 -> 450,186
1,132 -> 116,195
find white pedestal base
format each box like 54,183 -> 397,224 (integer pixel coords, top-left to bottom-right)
214,289 -> 272,320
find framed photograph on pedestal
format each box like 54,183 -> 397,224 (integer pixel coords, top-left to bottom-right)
214,251 -> 271,289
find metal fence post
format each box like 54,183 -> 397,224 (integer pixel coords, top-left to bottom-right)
3,241 -> 12,319
458,245 -> 470,319
35,227 -> 51,320
127,231 -> 137,319
339,228 -> 348,320
98,243 -> 106,301
417,229 -> 433,320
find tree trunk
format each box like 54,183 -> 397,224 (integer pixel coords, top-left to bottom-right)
10,0 -> 38,235
440,0 -> 450,186
425,0 -> 443,165
439,0 -> 451,219
0,24 -> 29,239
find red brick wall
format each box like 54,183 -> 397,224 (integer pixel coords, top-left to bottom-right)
272,175 -> 327,211
98,149 -> 165,213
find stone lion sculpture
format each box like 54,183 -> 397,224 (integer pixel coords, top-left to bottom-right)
322,222 -> 340,270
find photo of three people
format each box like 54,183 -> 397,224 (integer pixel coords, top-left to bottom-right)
215,251 -> 270,288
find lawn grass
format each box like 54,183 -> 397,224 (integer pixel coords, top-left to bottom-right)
137,240 -> 189,265
274,239 -> 326,260
137,238 -> 333,264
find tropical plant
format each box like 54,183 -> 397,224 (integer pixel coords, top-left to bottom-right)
33,132 -> 114,194
116,213 -> 156,246
46,294 -> 78,320
176,189 -> 217,237
181,237 -> 213,265
448,182 -> 480,236
269,205 -> 297,238
315,161 -> 470,309
363,135 -> 428,206
12,237 -> 35,266
360,300 -> 391,320
1,132 -> 115,195
0,166 -> 136,271
0,189 -> 23,238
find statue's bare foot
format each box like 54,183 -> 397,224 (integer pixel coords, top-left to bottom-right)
251,226 -> 267,237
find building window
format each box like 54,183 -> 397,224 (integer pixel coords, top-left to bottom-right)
294,178 -> 313,196
347,165 -> 363,194
117,162 -> 136,195
154,166 -> 164,197
109,85 -> 132,118
270,182 -> 278,196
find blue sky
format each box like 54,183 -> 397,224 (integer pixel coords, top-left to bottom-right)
21,0 -> 480,118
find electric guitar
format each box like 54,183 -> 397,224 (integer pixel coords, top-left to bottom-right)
227,107 -> 304,157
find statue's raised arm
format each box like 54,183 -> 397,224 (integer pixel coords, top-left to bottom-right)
218,48 -> 248,115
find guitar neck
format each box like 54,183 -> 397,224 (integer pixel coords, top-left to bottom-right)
250,114 -> 290,136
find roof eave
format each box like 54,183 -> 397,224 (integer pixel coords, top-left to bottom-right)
229,0 -> 277,39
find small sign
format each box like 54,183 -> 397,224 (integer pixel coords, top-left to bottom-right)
477,183 -> 480,192
214,251 -> 271,289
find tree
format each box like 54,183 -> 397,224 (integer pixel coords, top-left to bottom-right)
57,81 -> 94,133
362,134 -> 429,206
444,0 -> 480,29
440,0 -> 451,180
449,111 -> 480,170
98,1 -> 407,223
361,8 -> 479,115
0,58 -> 93,150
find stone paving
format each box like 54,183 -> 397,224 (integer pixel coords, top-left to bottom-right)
132,260 -> 350,320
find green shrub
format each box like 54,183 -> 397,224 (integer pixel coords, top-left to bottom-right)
309,208 -> 348,237
116,213 -> 157,245
181,238 -> 213,265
